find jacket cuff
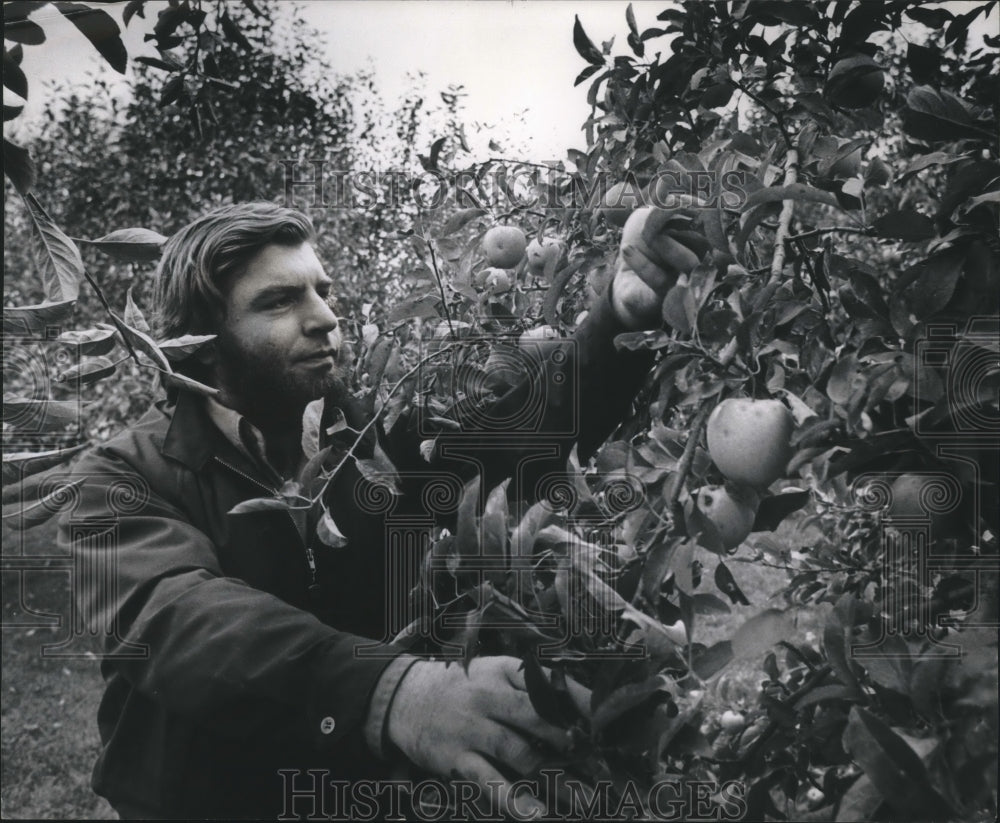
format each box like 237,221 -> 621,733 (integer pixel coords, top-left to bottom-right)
306,635 -> 407,754
363,654 -> 422,760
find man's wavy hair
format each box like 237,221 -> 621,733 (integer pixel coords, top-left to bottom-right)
152,202 -> 315,340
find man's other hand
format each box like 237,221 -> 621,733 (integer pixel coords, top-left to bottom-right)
386,656 -> 589,814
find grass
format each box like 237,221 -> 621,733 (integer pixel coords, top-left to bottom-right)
1,520 -> 114,821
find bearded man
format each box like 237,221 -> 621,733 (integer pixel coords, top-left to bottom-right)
60,201 -> 693,819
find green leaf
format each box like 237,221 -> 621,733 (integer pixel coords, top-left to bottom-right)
456,475 -> 481,559
751,490 -> 810,532
316,506 -> 349,548
57,356 -> 117,385
872,210 -> 936,241
842,706 -> 954,818
55,327 -> 117,356
124,287 -> 151,334
3,16 -> 45,45
21,193 -> 83,302
439,207 -> 485,237
732,609 -> 794,660
481,479 -> 510,567
387,294 -> 440,324
691,640 -> 734,679
86,227 -> 167,262
902,85 -> 990,141
229,496 -> 290,515
523,652 -> 579,727
157,334 -> 215,361
591,674 -> 669,738
715,561 -> 749,605
692,593 -> 731,615
741,183 -> 840,212
670,538 -> 696,595
573,15 -> 604,65
2,444 -> 89,486
301,399 -> 324,460
2,477 -> 86,531
510,500 -> 561,558
355,441 -> 401,495
2,48 -> 28,99
54,2 -> 127,73
613,330 -> 672,351
823,604 -> 862,691
904,249 -> 964,319
2,398 -> 80,432
161,371 -> 219,399
905,6 -> 953,27
793,683 -> 859,710
3,137 -> 35,193
3,301 -> 76,336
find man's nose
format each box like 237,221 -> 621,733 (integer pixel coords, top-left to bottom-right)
302,291 -> 339,336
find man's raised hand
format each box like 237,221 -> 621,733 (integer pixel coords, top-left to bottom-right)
610,206 -> 707,330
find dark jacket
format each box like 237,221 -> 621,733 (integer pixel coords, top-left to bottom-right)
59,289 -> 653,819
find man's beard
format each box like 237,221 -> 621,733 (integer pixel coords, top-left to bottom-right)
214,338 -> 349,424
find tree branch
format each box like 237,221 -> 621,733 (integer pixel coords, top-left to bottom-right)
769,148 -> 798,284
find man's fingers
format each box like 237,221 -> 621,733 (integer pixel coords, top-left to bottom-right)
455,753 -> 547,820
621,245 -> 675,292
482,726 -> 548,777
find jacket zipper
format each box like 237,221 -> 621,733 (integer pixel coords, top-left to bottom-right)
212,456 -> 320,594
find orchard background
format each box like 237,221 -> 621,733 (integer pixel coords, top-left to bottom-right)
2,1 -> 998,820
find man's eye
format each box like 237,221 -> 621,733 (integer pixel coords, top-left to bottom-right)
268,295 -> 295,309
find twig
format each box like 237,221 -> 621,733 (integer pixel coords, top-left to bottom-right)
309,345 -> 455,505
769,148 -> 799,284
424,237 -> 455,337
665,405 -> 712,510
787,226 -> 872,242
81,270 -> 142,366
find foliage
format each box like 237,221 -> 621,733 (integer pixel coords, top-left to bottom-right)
3,1 -> 998,820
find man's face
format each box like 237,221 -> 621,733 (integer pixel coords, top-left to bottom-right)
212,242 -> 346,417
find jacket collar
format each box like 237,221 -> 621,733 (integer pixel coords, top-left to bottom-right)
161,387 -> 374,474
161,388 -> 254,473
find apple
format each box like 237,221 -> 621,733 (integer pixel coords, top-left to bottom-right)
474,266 -> 506,290
482,226 -> 527,268
525,237 -> 561,277
825,145 -> 863,179
706,398 -> 794,488
597,181 -> 644,227
885,473 -> 957,528
719,710 -> 746,732
519,324 -> 559,342
826,55 -> 884,109
695,485 -> 758,550
485,269 -> 512,294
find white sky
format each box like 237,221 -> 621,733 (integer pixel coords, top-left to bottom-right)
9,1 -> 667,163
6,1 -> 997,164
